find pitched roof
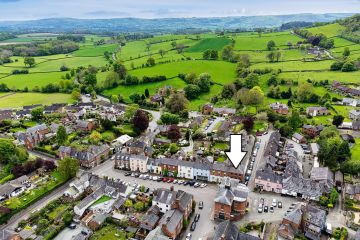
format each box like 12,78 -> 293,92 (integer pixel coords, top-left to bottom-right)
153,188 -> 176,205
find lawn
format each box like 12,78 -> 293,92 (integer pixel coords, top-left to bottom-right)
90,225 -> 129,240
186,38 -> 232,52
73,44 -> 119,57
307,23 -> 345,37
0,93 -> 72,108
213,142 -> 229,150
91,195 -> 112,206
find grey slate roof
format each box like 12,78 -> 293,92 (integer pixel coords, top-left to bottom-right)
159,209 -> 183,233
213,220 -> 260,240
153,188 -> 176,205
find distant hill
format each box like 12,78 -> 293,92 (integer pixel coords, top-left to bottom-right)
0,13 -> 354,34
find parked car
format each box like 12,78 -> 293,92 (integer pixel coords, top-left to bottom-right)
258,204 -> 263,213
134,173 -> 140,178
194,213 -> 200,222
157,177 -> 163,182
162,177 -> 168,182
190,221 -> 197,231
270,206 -> 274,213
200,183 -> 207,188
131,173 -> 135,177
278,201 -> 282,208
194,183 -> 200,188
189,181 -> 196,186
178,180 -> 184,184
173,180 -> 178,184
264,206 -> 268,213
69,223 -> 77,229
245,176 -> 250,181
186,233 -> 192,240
272,199 -> 277,207
199,201 -> 204,209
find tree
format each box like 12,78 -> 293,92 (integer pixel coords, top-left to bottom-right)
71,88 -> 81,101
0,139 -> 16,164
166,93 -> 188,113
267,40 -> 276,50
343,47 -> 350,57
237,54 -> 251,68
144,89 -> 150,98
113,61 -> 127,79
341,61 -> 356,72
176,44 -> 186,53
169,143 -> 180,154
161,113 -> 180,124
31,106 -> 44,121
197,73 -> 212,93
332,115 -> 344,127
248,86 -> 264,107
133,110 -> 149,132
158,49 -> 166,58
84,73 -> 97,86
147,57 -> 156,66
124,104 -> 139,121
203,49 -> 218,60
24,57 -> 35,67
167,125 -> 181,141
297,83 -> 314,102
184,84 -> 200,100
256,28 -> 263,38
266,51 -> 276,62
56,125 -> 67,145
242,116 -> 254,133
110,95 -> 119,104
288,110 -> 302,130
275,51 -> 282,62
221,84 -> 237,99
124,199 -> 133,209
58,157 -> 79,180
89,130 -> 103,144
134,202 -> 145,212
221,45 -> 234,61
244,73 -> 260,89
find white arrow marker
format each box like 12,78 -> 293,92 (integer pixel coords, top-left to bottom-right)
225,134 -> 247,168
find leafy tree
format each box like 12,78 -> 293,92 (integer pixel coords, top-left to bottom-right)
158,49 -> 166,58
242,116 -> 254,133
267,40 -> 276,50
89,130 -> 103,144
297,83 -> 314,102
288,110 -> 302,130
124,104 -> 139,121
341,61 -> 356,72
221,84 -> 237,99
332,115 -> 344,127
266,51 -> 275,62
56,125 -> 67,145
84,73 -> 97,86
169,143 -> 180,154
330,61 -> 344,71
244,73 -> 260,89
343,47 -> 350,57
133,110 -> 149,132
71,88 -> 81,101
221,45 -> 234,61
144,89 -> 150,98
124,199 -> 133,209
184,84 -> 201,100
31,106 -> 44,121
24,57 -> 35,67
248,86 -> 264,107
58,157 -> 79,180
161,113 -> 180,124
110,95 -> 119,104
184,72 -> 197,84
267,75 -> 278,86
175,44 -> 186,53
203,49 -> 218,60
197,73 -> 212,92
167,125 -> 181,140
62,211 -> 74,226
147,57 -> 156,66
237,54 -> 251,68
134,202 -> 145,212
0,139 -> 16,164
113,61 -> 127,79
166,93 -> 188,113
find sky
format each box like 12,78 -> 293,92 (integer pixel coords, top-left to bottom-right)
0,0 -> 358,21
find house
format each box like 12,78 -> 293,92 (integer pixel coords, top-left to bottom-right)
332,81 -> 360,97
150,94 -> 163,103
214,180 -> 249,221
59,144 -> 110,168
152,188 -> 177,213
144,226 -> 170,240
213,220 -> 260,240
0,175 -> 29,201
353,120 -> 360,130
64,171 -> 91,200
302,205 -> 326,240
147,158 -> 162,175
87,213 -> 107,231
177,161 -> 194,180
114,153 -> 131,170
292,133 -> 306,144
15,124 -> 49,149
310,167 -> 334,188
137,205 -> 161,239
158,158 -> 180,176
158,86 -> 173,97
129,154 -> 149,173
44,103 -> 66,114
189,116 -> 203,128
341,98 -> 360,107
345,183 -> 360,201
349,110 -> 360,120
76,120 -> 96,131
302,125 -> 323,138
0,110 -> 13,122
254,167 -> 283,193
159,209 -> 183,239
306,107 -> 329,117
193,161 -> 211,181
202,103 -> 213,115
127,140 -> 147,155
213,107 -> 236,116
278,204 -> 304,240
269,102 -> 289,115
210,162 -> 244,183
310,143 -> 320,157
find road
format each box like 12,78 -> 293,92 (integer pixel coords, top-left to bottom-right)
92,159 -> 217,240
0,183 -> 69,233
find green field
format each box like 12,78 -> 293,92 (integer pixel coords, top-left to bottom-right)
186,38 -> 232,52
0,93 -> 73,108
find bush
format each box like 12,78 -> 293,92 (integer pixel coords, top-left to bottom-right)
160,113 -> 180,124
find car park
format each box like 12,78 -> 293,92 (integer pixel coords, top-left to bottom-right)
190,221 -> 197,231
199,201 -> 204,209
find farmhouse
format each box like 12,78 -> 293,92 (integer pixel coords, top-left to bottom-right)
269,102 -> 289,115
302,124 -> 323,138
306,107 -> 329,117
349,109 -> 360,120
202,103 -> 213,115
292,133 -> 306,144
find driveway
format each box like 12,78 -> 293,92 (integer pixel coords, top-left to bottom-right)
204,117 -> 224,134
54,224 -> 90,240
